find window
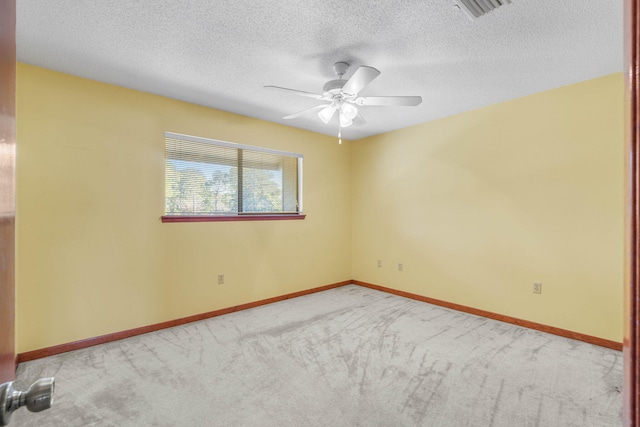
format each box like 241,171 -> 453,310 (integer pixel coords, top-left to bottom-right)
163,132 -> 304,222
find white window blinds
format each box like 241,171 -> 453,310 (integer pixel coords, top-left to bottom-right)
165,133 -> 302,216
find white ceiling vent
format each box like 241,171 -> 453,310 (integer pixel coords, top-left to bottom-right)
453,0 -> 512,19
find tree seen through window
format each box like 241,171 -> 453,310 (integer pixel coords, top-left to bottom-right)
165,161 -> 284,215
164,134 -> 301,216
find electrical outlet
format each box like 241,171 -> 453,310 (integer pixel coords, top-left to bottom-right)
377,260 -> 382,268
398,263 -> 403,272
218,274 -> 224,285
533,282 -> 542,294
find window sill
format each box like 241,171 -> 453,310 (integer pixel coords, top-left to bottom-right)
161,214 -> 306,223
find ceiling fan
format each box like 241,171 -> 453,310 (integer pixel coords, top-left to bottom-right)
265,62 -> 422,130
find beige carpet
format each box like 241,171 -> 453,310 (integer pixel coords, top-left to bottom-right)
13,285 -> 622,426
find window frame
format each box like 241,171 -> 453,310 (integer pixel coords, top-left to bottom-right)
161,132 -> 305,223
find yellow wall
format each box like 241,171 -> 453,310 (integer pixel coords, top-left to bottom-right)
351,73 -> 624,342
16,63 -> 353,353
16,64 -> 624,352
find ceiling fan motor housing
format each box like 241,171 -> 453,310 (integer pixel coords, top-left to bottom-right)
323,79 -> 348,95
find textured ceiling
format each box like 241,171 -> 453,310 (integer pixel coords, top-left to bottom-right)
16,1 -> 622,140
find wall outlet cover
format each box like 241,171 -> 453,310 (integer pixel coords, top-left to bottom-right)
533,282 -> 542,294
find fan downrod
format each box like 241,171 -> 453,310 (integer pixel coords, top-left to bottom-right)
323,62 -> 352,95
333,62 -> 350,78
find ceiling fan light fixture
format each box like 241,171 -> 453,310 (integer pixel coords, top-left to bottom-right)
339,112 -> 353,128
318,106 -> 336,124
341,102 -> 358,121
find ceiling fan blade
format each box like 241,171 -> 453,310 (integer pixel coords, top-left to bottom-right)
318,105 -> 336,124
355,96 -> 422,106
283,104 -> 328,120
352,112 -> 366,126
264,85 -> 325,100
342,66 -> 381,95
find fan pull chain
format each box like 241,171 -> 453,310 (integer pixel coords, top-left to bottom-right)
338,125 -> 342,145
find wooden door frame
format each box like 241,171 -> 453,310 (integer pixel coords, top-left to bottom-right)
0,0 -> 17,385
626,1 -> 640,426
